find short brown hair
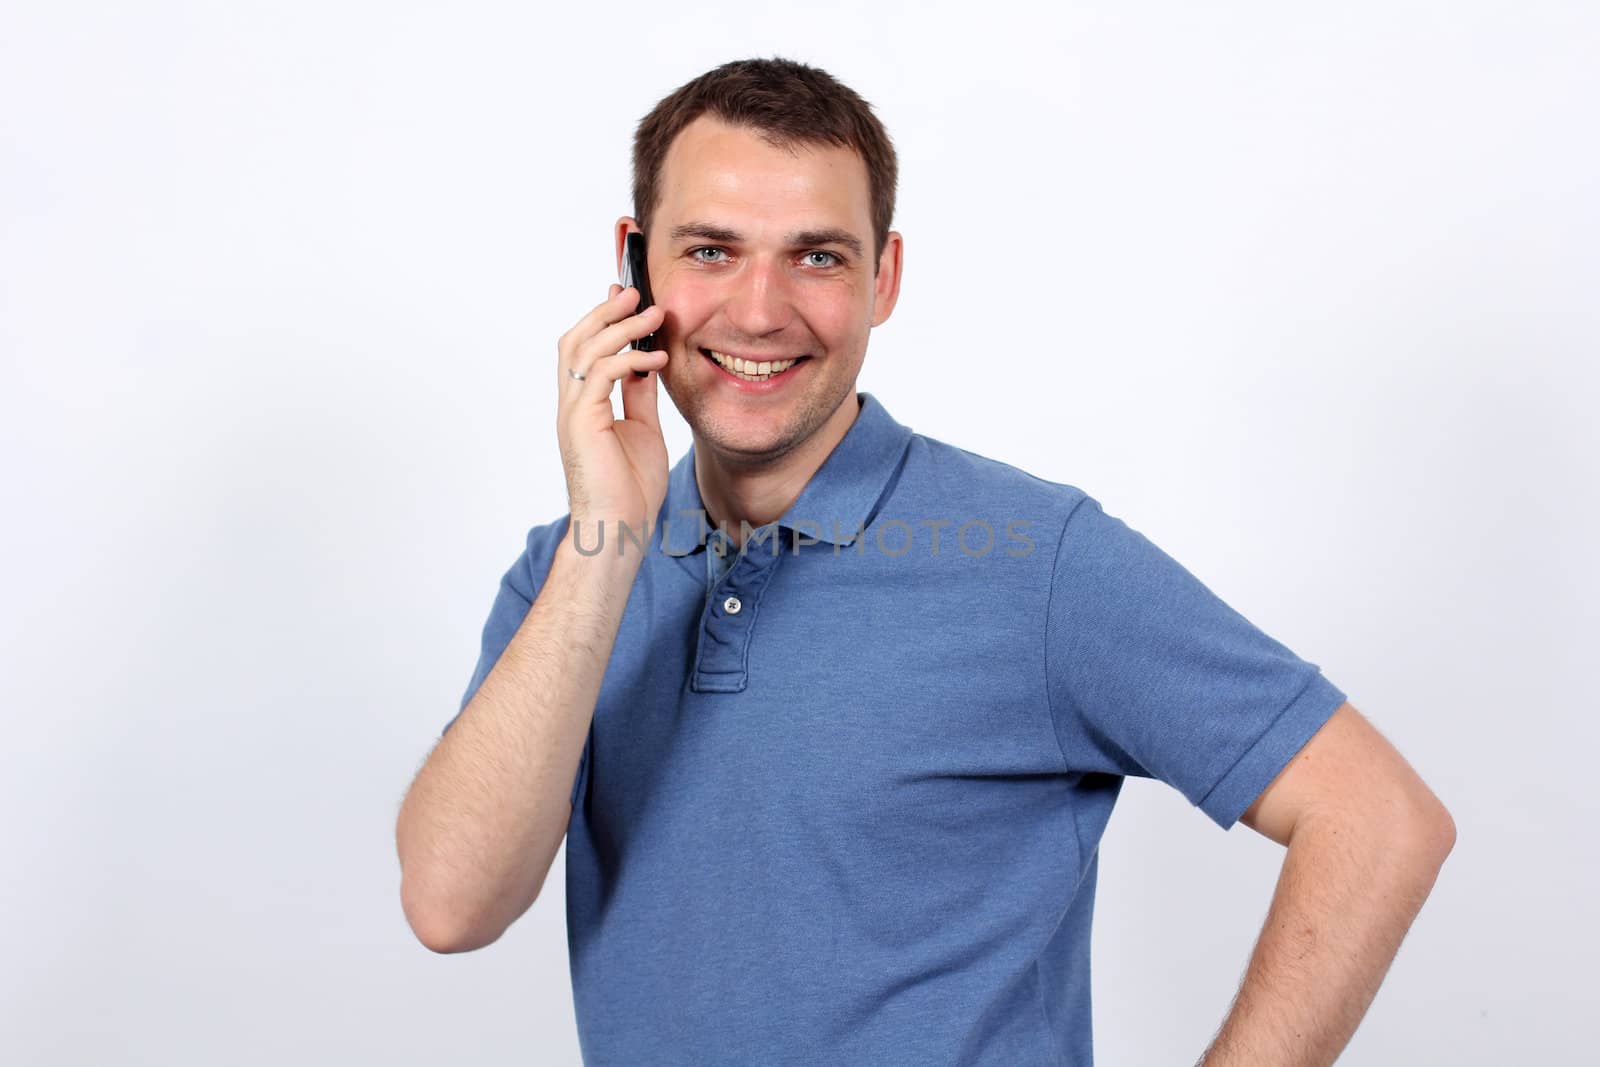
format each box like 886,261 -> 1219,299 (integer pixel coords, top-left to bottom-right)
632,57 -> 898,264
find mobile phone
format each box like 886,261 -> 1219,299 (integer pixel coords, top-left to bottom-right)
621,232 -> 659,377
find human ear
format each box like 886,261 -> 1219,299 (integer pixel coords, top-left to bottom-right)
870,231 -> 904,327
614,217 -> 644,277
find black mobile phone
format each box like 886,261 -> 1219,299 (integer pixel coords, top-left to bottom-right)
621,232 -> 659,377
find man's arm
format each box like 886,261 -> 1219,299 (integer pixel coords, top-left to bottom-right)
396,283 -> 668,955
1196,702 -> 1457,1066
395,534 -> 640,954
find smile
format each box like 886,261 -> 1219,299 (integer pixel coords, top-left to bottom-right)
701,348 -> 810,383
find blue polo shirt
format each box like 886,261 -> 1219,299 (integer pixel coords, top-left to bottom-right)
445,392 -> 1346,1066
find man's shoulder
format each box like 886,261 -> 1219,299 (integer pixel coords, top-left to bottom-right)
901,428 -> 1093,518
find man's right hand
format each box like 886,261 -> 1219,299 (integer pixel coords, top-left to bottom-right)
555,284 -> 670,543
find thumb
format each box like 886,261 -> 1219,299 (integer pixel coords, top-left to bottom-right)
620,357 -> 662,434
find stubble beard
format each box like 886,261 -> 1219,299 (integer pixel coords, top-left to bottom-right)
661,357 -> 856,474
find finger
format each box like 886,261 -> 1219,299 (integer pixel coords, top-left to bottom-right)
557,290 -> 650,390
558,286 -> 646,361
576,347 -> 668,409
569,304 -> 665,375
619,351 -> 663,432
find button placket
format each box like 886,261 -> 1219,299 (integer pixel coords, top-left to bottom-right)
691,530 -> 786,693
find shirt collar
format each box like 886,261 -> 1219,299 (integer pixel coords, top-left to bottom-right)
659,391 -> 913,554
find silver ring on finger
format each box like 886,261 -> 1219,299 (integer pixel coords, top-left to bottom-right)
566,366 -> 586,381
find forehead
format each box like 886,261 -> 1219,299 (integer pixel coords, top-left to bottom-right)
654,115 -> 871,231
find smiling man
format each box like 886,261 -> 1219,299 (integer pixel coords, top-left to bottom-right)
626,81 -> 903,537
640,116 -> 894,474
396,58 -> 1455,1066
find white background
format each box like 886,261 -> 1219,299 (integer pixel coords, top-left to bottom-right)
3,1 -> 1596,1063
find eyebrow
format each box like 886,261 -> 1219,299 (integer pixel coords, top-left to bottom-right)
667,222 -> 864,259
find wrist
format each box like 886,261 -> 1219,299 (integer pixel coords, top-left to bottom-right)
555,519 -> 651,582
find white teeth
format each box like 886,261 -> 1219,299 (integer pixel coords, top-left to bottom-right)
706,350 -> 800,381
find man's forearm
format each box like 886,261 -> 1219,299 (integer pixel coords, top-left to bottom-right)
396,531 -> 640,953
1198,805 -> 1455,1066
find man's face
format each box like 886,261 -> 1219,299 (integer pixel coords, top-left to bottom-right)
618,115 -> 902,469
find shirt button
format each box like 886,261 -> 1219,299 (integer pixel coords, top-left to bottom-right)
711,539 -> 726,556
722,595 -> 742,615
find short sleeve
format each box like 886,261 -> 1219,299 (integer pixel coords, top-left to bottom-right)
1044,494 -> 1347,830
440,516 -> 590,808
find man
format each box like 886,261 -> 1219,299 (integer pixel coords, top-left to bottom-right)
395,57 -> 1455,1066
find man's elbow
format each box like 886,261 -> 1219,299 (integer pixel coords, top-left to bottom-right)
1397,788 -> 1457,872
1424,798 -> 1457,864
400,879 -> 513,955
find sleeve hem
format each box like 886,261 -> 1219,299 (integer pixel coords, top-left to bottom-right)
1197,671 -> 1348,830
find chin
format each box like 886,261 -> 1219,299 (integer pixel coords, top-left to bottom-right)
700,423 -> 804,466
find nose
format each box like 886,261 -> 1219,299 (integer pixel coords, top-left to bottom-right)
722,255 -> 794,338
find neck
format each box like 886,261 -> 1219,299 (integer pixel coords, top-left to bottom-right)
694,393 -> 862,548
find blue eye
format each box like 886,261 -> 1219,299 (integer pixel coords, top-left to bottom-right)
691,247 -> 727,263
804,251 -> 840,267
